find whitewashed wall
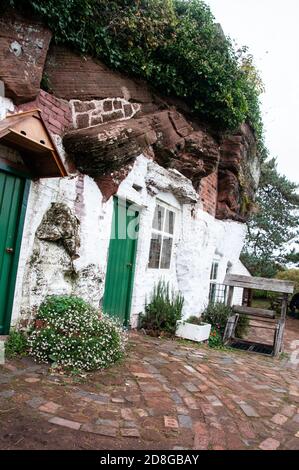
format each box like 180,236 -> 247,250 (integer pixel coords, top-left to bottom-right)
0,136 -> 247,328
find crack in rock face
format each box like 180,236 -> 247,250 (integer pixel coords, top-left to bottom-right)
36,203 -> 80,259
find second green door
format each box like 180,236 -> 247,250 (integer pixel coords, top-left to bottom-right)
102,198 -> 139,325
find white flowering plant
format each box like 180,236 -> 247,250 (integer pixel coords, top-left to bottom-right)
28,295 -> 127,371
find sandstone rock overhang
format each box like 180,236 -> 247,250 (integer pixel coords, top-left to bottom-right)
0,12 -> 261,222
63,109 -> 220,190
0,110 -> 67,177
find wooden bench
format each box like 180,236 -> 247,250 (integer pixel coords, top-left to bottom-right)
223,274 -> 294,356
232,305 -> 275,319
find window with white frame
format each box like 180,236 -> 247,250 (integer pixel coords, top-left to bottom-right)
148,202 -> 175,269
209,260 -> 219,303
208,258 -> 230,303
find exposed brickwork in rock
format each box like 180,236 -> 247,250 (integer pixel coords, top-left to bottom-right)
16,90 -> 72,136
69,98 -> 141,129
44,45 -> 153,103
0,12 -> 52,104
200,172 -> 218,216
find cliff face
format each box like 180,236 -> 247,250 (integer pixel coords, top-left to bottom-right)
0,13 -> 260,222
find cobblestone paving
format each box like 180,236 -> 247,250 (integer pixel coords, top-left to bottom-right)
0,318 -> 298,450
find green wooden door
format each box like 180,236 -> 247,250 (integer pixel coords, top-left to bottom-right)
0,170 -> 26,334
103,198 -> 139,325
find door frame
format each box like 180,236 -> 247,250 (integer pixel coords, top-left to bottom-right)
103,196 -> 140,327
0,161 -> 31,334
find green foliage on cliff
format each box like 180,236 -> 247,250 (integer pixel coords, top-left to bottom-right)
241,159 -> 299,277
10,0 -> 264,142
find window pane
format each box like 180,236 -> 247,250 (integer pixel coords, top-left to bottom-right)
152,204 -> 165,231
214,262 -> 218,280
160,236 -> 173,269
210,262 -> 218,280
148,233 -> 162,268
164,210 -> 175,234
209,283 -> 216,303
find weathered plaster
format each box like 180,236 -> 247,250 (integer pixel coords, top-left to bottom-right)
7,153 -> 247,330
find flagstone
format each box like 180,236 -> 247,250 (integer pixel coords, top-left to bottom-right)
239,403 -> 259,418
259,438 -> 280,450
39,401 -> 61,414
121,408 -> 135,421
164,416 -> 179,428
81,423 -> 117,436
49,416 -> 81,430
271,414 -> 288,425
178,414 -> 193,428
3,325 -> 299,450
121,428 -> 140,438
0,390 -> 15,398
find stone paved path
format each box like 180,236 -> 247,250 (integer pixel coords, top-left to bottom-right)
0,318 -> 298,450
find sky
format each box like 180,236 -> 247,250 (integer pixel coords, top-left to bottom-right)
205,0 -> 299,185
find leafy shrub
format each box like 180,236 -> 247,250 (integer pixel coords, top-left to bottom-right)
202,302 -> 233,334
202,302 -> 249,340
276,269 -> 299,293
28,295 -> 127,371
208,326 -> 223,348
11,0 -> 264,143
140,280 -> 184,336
5,330 -> 28,357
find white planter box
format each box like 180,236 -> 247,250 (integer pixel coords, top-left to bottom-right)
176,321 -> 211,343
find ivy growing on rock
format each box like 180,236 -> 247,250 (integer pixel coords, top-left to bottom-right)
11,0 -> 264,145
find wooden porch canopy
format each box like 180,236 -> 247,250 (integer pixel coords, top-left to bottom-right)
223,274 -> 295,356
0,110 -> 67,177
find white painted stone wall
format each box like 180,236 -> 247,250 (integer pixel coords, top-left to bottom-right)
114,156 -> 248,327
1,141 -> 247,329
1,93 -> 249,333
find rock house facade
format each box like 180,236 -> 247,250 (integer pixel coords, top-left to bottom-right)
0,13 -> 258,334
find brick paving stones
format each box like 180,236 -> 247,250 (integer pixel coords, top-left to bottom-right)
81,423 -> 117,436
39,401 -> 61,414
24,377 -> 41,383
259,438 -> 281,450
271,414 -> 288,425
49,417 -> 81,430
121,428 -> 140,438
121,408 -> 134,421
164,416 -> 179,428
2,318 -> 299,450
0,390 -> 15,398
178,414 -> 193,428
239,403 -> 260,418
